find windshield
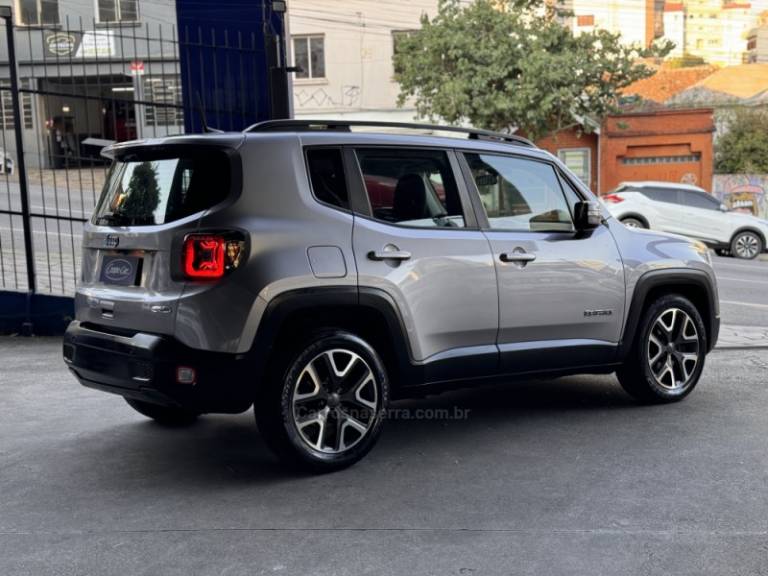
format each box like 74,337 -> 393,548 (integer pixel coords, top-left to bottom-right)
93,151 -> 231,226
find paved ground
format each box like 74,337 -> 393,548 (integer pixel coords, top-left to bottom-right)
2,337 -> 768,575
712,253 -> 768,328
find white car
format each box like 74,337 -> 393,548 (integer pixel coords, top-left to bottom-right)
603,181 -> 768,260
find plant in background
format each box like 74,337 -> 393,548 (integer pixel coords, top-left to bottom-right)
393,0 -> 672,140
716,108 -> 768,174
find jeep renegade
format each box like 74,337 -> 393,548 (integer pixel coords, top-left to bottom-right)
63,120 -> 720,472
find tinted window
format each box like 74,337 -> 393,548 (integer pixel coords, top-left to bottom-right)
356,148 -> 465,228
464,153 -> 573,232
93,151 -> 231,226
639,187 -> 679,204
306,148 -> 349,210
681,190 -> 721,210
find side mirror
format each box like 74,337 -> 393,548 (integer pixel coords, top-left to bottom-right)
574,201 -> 602,231
720,203 -> 728,212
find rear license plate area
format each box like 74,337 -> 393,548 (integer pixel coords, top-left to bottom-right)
100,254 -> 143,286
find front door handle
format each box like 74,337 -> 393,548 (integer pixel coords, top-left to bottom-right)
368,250 -> 412,262
500,252 -> 536,263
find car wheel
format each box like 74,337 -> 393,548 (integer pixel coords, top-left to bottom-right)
124,398 -> 199,426
255,330 -> 389,472
617,294 -> 707,404
730,231 -> 763,260
715,248 -> 730,257
621,217 -> 647,229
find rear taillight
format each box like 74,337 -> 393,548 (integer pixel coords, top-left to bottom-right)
602,193 -> 624,204
183,234 -> 244,279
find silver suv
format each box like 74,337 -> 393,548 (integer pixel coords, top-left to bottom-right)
63,120 -> 720,471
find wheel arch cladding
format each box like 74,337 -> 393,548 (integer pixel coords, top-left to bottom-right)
247,287 -> 415,393
619,269 -> 719,359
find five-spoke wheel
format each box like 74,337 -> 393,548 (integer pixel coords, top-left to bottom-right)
647,308 -> 700,391
292,349 -> 379,454
617,294 -> 707,404
255,330 -> 389,472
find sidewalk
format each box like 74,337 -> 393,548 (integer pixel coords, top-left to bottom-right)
716,325 -> 768,349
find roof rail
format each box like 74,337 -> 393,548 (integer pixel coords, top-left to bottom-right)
244,119 -> 536,148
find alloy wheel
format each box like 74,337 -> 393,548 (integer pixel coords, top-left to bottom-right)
291,348 -> 379,454
734,234 -> 760,259
647,308 -> 700,390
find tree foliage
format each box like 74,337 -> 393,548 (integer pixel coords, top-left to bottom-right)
715,108 -> 768,174
393,0 -> 672,139
120,161 -> 161,224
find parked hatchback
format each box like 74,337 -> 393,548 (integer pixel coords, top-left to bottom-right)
63,121 -> 720,472
603,181 -> 768,260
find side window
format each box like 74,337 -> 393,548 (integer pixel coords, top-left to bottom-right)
684,191 -> 721,211
355,148 -> 465,228
306,148 -> 349,210
463,153 -> 573,232
642,188 -> 679,204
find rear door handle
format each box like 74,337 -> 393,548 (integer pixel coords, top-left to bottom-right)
368,250 -> 412,261
500,252 -> 536,263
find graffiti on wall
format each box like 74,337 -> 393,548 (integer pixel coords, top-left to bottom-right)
294,85 -> 361,109
712,174 -> 768,220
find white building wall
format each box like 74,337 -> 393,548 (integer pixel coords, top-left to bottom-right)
566,0 -> 650,46
288,0 -> 438,121
663,9 -> 686,56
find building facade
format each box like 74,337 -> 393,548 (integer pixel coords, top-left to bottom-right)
0,0 -> 183,168
746,24 -> 768,62
288,0 -> 435,122
564,0 -> 661,47
662,0 -> 759,66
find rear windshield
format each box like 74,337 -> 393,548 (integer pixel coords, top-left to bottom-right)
93,150 -> 231,226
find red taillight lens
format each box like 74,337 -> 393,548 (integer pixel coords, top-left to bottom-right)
184,235 -> 225,278
602,193 -> 624,204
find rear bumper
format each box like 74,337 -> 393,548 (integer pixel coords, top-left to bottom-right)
63,321 -> 253,413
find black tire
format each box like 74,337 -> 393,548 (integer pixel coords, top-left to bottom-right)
617,294 -> 707,404
124,398 -> 199,426
715,248 -> 730,257
730,231 -> 763,260
255,330 -> 389,473
621,217 -> 647,229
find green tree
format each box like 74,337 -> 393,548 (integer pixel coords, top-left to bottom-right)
393,0 -> 672,140
715,108 -> 768,174
119,161 -> 161,224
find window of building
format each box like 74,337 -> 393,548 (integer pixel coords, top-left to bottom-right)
96,0 -> 138,23
143,76 -> 184,127
17,0 -> 59,26
464,153 -> 573,232
557,148 -> 591,188
306,148 -> 349,210
0,79 -> 34,130
356,148 -> 465,228
293,35 -> 325,80
576,14 -> 595,26
621,154 -> 700,165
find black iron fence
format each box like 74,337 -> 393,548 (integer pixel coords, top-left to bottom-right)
0,10 -> 269,296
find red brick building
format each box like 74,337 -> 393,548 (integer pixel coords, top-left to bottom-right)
536,108 -> 715,194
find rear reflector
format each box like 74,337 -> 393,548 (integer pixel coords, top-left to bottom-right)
176,366 -> 196,385
602,193 -> 624,204
184,235 -> 226,278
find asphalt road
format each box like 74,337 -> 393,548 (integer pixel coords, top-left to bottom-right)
2,337 -> 768,575
711,253 -> 768,327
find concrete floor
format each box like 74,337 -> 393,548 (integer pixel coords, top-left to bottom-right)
1,337 -> 768,575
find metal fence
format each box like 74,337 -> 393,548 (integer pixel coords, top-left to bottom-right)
0,10 -> 267,296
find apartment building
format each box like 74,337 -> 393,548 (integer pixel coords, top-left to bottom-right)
563,0 -> 663,47
662,0 -> 760,66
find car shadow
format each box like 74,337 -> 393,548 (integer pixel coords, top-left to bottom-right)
64,373 -> 640,487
